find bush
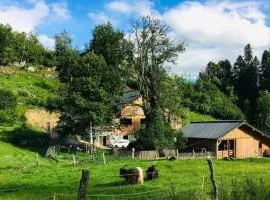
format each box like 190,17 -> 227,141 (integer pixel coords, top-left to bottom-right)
17,90 -> 30,97
25,96 -> 46,107
34,80 -> 53,90
45,96 -> 63,111
0,109 -> 17,125
0,89 -> 17,109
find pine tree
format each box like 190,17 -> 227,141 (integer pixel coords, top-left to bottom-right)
233,44 -> 259,121
260,50 -> 270,91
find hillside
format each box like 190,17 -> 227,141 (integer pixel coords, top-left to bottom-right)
0,66 -> 59,127
0,66 -> 215,130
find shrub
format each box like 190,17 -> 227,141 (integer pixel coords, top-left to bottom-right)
17,90 -> 30,97
25,96 -> 46,107
0,89 -> 17,109
34,80 -> 53,90
0,109 -> 17,125
45,96 -> 63,111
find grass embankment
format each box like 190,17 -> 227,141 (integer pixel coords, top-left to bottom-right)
0,67 -> 59,126
0,140 -> 270,200
183,111 -> 216,125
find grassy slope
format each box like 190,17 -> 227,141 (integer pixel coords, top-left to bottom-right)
0,141 -> 270,200
0,68 -> 58,103
188,111 -> 216,122
0,67 -> 59,125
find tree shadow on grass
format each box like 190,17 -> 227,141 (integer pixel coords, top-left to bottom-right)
0,125 -> 50,155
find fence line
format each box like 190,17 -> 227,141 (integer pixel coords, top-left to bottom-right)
3,173 -> 269,194
0,183 -> 44,192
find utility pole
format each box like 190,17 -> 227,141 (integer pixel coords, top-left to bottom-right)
89,122 -> 93,155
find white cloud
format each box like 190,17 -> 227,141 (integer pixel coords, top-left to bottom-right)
162,1 -> 270,75
38,34 -> 55,50
51,2 -> 71,20
88,12 -> 113,24
107,0 -> 155,16
0,1 -> 49,32
0,1 -> 71,33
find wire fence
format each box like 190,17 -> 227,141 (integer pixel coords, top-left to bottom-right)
1,144 -> 270,199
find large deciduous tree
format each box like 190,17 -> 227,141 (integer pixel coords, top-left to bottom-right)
130,15 -> 185,149
131,15 -> 185,115
55,31 -> 80,83
87,23 -> 133,94
57,52 -> 112,135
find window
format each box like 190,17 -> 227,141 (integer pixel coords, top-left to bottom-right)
120,118 -> 132,126
228,140 -> 234,150
218,140 -> 228,151
140,118 -> 146,125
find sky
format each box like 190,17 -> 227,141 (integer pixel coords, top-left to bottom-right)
0,0 -> 270,78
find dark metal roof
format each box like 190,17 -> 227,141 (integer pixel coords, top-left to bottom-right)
182,120 -> 246,139
122,90 -> 140,104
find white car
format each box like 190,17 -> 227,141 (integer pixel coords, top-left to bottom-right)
111,139 -> 130,148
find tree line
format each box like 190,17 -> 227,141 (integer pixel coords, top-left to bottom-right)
0,24 -> 57,67
199,44 -> 270,134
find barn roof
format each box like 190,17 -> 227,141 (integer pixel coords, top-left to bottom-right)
182,120 -> 269,140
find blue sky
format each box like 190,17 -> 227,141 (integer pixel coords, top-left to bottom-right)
0,0 -> 270,77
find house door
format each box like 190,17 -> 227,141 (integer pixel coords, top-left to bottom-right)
259,142 -> 262,156
103,137 -> 107,146
228,140 -> 235,157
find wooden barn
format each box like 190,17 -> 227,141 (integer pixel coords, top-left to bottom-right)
182,120 -> 270,159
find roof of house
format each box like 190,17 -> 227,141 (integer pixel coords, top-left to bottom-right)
122,89 -> 140,104
182,120 -> 269,140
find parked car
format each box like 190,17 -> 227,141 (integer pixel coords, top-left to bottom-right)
111,139 -> 130,148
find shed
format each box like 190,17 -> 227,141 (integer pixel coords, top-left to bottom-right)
182,120 -> 270,159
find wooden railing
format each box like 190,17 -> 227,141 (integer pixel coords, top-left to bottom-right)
113,149 -> 215,159
177,151 -> 216,158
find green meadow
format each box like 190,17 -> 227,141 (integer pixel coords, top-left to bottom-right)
1,139 -> 270,200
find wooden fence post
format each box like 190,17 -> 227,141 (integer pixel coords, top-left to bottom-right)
72,154 -> 76,166
102,152 -> 106,165
36,152 -> 39,167
207,159 -> 218,200
132,148 -> 135,160
78,169 -> 90,200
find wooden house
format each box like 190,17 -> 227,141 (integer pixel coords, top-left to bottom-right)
96,89 -> 145,147
182,120 -> 270,159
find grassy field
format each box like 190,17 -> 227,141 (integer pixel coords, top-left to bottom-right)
1,139 -> 270,200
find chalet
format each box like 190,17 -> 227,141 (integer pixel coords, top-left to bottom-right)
182,120 -> 270,159
96,89 -> 145,147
